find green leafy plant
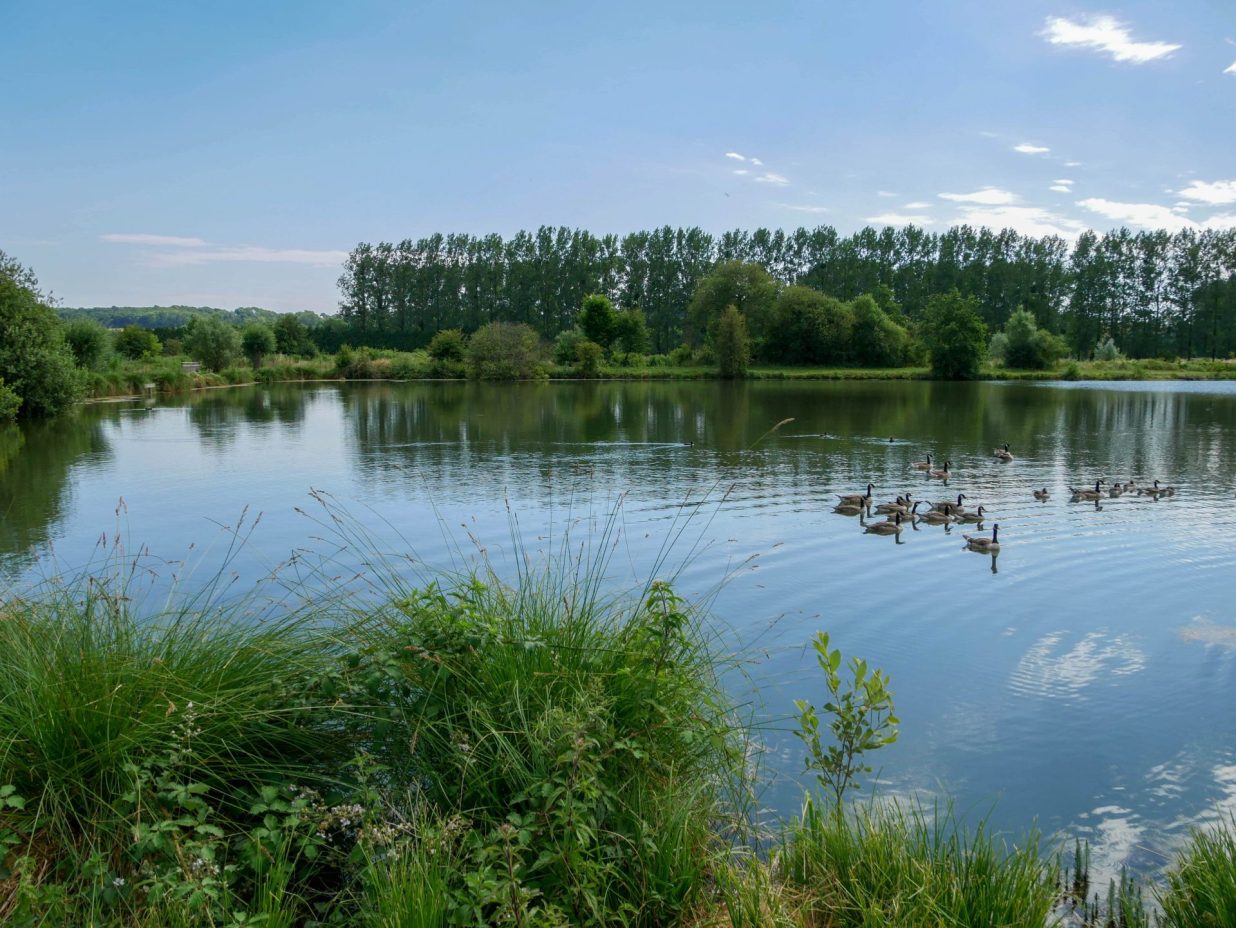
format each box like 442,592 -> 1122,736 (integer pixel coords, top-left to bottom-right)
794,632 -> 899,810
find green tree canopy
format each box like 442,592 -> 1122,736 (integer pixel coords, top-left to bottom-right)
184,316 -> 242,372
466,322 -> 546,380
577,294 -> 618,350
686,261 -> 779,351
113,325 -> 162,360
1002,307 -> 1066,370
922,290 -> 988,380
64,318 -> 110,370
0,257 -> 84,419
715,305 -> 750,378
851,294 -> 908,367
240,322 -> 277,367
765,286 -> 854,365
613,308 -> 650,355
273,313 -> 314,356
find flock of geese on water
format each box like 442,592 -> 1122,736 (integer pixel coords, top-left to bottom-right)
832,443 -> 1179,555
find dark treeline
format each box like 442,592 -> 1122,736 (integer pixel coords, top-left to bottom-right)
338,225 -> 1236,359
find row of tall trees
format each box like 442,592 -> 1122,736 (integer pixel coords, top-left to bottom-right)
338,225 -> 1236,359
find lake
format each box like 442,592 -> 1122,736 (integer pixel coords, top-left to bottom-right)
2,379 -> 1235,881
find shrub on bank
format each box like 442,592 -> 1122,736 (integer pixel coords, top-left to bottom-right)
466,321 -> 547,380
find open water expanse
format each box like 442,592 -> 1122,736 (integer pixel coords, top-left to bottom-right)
2,379 -> 1235,880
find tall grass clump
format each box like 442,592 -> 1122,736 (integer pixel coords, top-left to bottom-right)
341,571 -> 748,925
1159,817 -> 1236,927
0,569 -> 352,924
778,801 -> 1057,927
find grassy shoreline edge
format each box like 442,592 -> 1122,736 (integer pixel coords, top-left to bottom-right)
81,356 -> 1236,404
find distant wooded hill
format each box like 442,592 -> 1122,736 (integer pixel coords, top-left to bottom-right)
58,305 -> 326,329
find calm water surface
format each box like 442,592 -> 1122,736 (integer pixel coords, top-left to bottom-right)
3,380 -> 1235,880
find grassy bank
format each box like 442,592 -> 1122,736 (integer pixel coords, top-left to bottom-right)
81,351 -> 1236,402
1,553 -> 1233,926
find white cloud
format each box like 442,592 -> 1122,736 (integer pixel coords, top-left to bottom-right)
724,151 -> 747,161
753,172 -> 790,186
100,233 -> 207,247
876,190 -> 897,198
1077,198 -> 1197,232
777,203 -> 830,214
1014,143 -> 1050,154
1042,15 -> 1181,64
1065,160 -> 1083,167
1225,61 -> 1236,75
102,232 -> 345,267
1050,185 -> 1072,193
749,157 -> 764,166
147,245 -> 349,268
938,187 -> 1020,206
1079,197 -> 1236,232
903,201 -> 932,209
1178,179 -> 1236,205
1053,178 -> 1074,186
732,169 -> 749,175
950,205 -> 1087,238
866,213 -> 934,226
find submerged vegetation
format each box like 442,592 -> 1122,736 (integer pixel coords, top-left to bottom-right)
0,517 -> 1232,926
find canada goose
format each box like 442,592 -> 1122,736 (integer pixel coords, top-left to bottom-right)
1069,480 -> 1105,501
930,494 -> 967,513
1033,487 -> 1050,501
864,512 -> 903,535
875,494 -> 914,515
964,523 -> 1000,551
1140,479 -> 1175,497
918,504 -> 955,524
911,453 -> 933,471
874,495 -> 907,514
928,461 -> 951,479
1108,482 -> 1128,497
837,483 -> 875,506
955,506 -> 987,523
833,501 -> 867,516
993,443 -> 1014,462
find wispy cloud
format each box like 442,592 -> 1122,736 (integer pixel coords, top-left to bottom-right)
753,172 -> 790,186
938,187 -> 1020,206
1054,179 -> 1074,186
903,201 -> 932,209
749,157 -> 764,166
1014,143 -> 1050,154
1225,61 -> 1236,75
1078,198 -> 1198,232
866,213 -> 934,226
732,169 -> 749,176
724,151 -> 747,161
149,246 -> 349,268
100,233 -> 207,247
948,205 -> 1086,238
1050,185 -> 1072,193
1178,179 -> 1236,205
776,203 -> 830,214
102,233 -> 346,267
1065,160 -> 1083,167
1041,15 -> 1181,64
876,190 -> 897,198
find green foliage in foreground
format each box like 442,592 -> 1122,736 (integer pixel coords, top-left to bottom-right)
778,801 -> 1058,927
1160,816 -> 1236,928
0,553 -> 743,926
0,551 -> 1234,925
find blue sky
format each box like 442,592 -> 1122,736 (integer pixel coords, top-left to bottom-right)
2,0 -> 1233,312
